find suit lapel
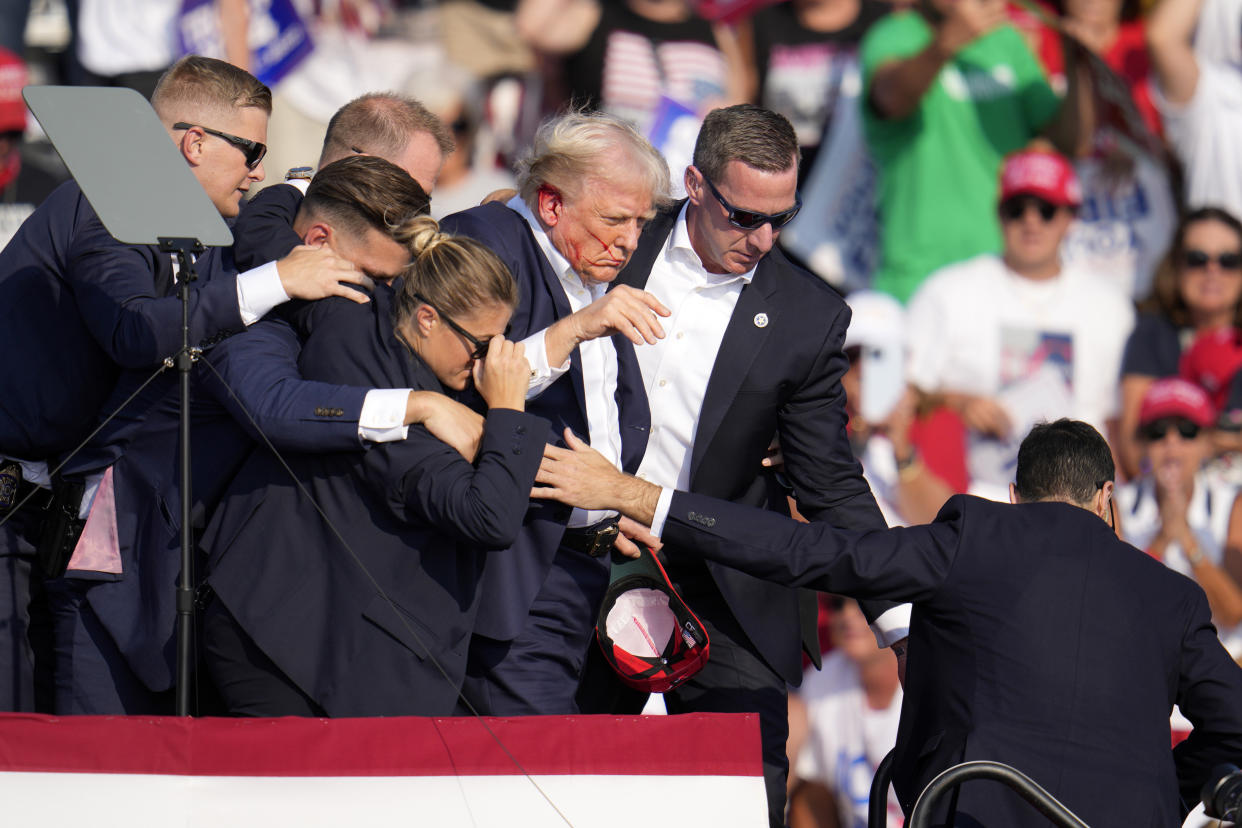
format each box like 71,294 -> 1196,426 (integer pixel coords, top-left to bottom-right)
617,202 -> 682,292
689,259 -> 779,482
524,219 -> 589,420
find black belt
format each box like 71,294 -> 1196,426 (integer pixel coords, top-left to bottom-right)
561,518 -> 620,558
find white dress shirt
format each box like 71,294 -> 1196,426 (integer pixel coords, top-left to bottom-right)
641,205 -> 909,646
508,197 -> 623,528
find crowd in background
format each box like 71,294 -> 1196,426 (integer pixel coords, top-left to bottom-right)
3,1 -> 1242,826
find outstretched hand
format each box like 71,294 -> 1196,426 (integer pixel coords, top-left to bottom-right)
570,285 -> 670,346
534,428 -> 663,526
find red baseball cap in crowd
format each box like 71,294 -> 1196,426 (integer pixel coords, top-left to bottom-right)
1139,377 -> 1216,428
999,149 -> 1082,207
594,546 -> 709,693
0,48 -> 27,134
1180,327 -> 1242,413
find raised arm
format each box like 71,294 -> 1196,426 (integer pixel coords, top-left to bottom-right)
868,0 -> 1007,121
1147,0 -> 1205,107
515,0 -> 601,55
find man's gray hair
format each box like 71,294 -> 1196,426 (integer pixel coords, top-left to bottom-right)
516,110 -> 671,211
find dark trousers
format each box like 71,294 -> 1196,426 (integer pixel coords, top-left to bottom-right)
577,565 -> 791,828
202,598 -> 324,717
45,577 -> 173,715
0,505 -> 50,712
459,541 -> 610,715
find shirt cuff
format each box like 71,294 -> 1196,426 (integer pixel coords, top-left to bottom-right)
359,388 -> 411,443
522,328 -> 570,398
235,261 -> 289,326
870,604 -> 911,648
648,486 -> 675,538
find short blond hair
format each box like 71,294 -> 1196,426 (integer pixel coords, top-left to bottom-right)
516,110 -> 671,211
151,55 -> 271,124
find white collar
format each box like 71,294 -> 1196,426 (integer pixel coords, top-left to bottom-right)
666,202 -> 758,286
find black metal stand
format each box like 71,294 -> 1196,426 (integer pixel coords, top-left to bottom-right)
907,761 -> 1090,828
158,237 -> 204,718
868,749 -> 896,828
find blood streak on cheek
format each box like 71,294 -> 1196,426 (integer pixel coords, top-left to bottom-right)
586,229 -> 624,265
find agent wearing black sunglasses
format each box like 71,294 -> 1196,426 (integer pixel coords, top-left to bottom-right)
171,113 -> 270,218
584,104 -> 889,828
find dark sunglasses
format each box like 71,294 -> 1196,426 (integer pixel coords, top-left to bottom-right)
1000,196 -> 1059,223
1183,249 -> 1242,271
174,122 -> 267,170
414,292 -> 492,359
702,175 -> 801,231
1139,417 -> 1201,442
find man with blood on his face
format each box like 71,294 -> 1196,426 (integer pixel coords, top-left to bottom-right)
439,111 -> 673,716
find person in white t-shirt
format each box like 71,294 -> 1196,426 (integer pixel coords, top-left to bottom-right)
906,148 -> 1135,501
790,596 -> 902,828
1148,0 -> 1242,219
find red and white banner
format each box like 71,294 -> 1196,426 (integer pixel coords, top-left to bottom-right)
0,712 -> 766,826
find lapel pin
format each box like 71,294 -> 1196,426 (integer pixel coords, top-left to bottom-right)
753,313 -> 769,329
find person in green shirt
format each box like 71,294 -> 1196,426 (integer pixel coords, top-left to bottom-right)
861,0 -> 1064,303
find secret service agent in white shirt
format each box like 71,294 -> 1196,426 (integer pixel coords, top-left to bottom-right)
638,203 -> 910,646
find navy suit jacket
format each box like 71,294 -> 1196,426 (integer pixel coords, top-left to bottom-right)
55,317 -> 369,692
53,181 -> 368,692
0,181 -> 243,460
664,492 -> 1242,826
441,202 -> 650,640
618,203 -> 887,685
231,182 -> 303,272
204,289 -> 551,715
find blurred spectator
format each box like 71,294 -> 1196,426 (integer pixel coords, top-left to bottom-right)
516,0 -> 750,191
788,597 -> 902,828
0,46 -> 66,248
0,0 -> 29,57
74,0 -> 176,97
257,1 -> 442,192
842,290 -> 953,526
1036,0 -> 1159,135
404,62 -> 517,219
1119,207 -> 1242,478
762,0 -> 888,293
517,0 -> 749,126
1116,378 -> 1242,660
906,149 -> 1134,502
435,0 -> 536,84
1014,0 -> 1177,303
750,0 -> 888,180
1148,0 -> 1242,218
860,0 -> 1070,303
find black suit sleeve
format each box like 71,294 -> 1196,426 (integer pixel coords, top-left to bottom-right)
361,410 -> 549,550
779,300 -> 885,532
1172,585 -> 1242,809
776,297 -> 893,625
664,491 -> 962,603
232,184 -> 304,272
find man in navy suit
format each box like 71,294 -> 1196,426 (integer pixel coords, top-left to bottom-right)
440,111 -> 674,716
536,419 -> 1242,827
0,56 -> 366,712
232,91 -> 453,273
42,156 -> 444,715
574,104 -> 890,827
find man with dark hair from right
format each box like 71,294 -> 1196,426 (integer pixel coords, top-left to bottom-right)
533,418 -> 1242,827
